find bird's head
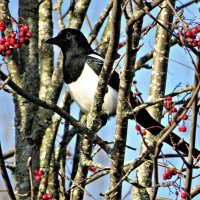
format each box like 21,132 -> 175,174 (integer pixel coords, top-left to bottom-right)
46,28 -> 92,53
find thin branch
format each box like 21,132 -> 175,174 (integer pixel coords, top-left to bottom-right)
0,142 -> 16,200
27,156 -> 34,200
3,150 -> 15,160
185,49 -> 200,195
61,173 -> 97,200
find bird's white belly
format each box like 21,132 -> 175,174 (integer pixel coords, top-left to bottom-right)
68,64 -> 118,116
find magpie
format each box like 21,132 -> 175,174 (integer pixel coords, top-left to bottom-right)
46,28 -> 200,157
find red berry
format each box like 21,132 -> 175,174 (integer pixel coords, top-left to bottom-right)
13,43 -> 21,49
9,32 -> 16,38
192,42 -> 197,47
181,126 -> 187,132
23,25 -> 29,32
179,126 -> 187,132
26,31 -> 32,38
4,41 -> 10,48
88,166 -> 97,173
34,170 -> 40,175
20,27 -> 25,32
181,192 -> 187,198
182,114 -> 188,120
19,37 -> 25,44
42,194 -> 48,200
171,169 -> 177,175
165,96 -> 172,101
165,169 -> 172,179
9,38 -> 16,45
5,49 -> 12,56
5,35 -> 10,41
185,30 -> 192,37
192,27 -> 198,35
164,102 -> 171,109
141,129 -> 147,136
37,170 -> 43,176
19,31 -> 26,37
0,38 -> 6,44
34,169 -> 43,176
0,21 -> 5,27
178,127 -> 182,132
162,173 -> 167,180
0,44 -> 6,51
135,124 -> 141,131
165,169 -> 172,176
0,26 -> 6,31
35,175 -> 42,182
188,37 -> 194,43
167,173 -> 172,179
170,107 -> 177,113
47,193 -> 53,199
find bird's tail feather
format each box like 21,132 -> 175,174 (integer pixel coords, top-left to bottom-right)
129,95 -> 200,158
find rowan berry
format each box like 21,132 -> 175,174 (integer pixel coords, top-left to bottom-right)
181,192 -> 187,198
185,30 -> 192,37
141,129 -> 147,136
0,26 -> 6,31
47,193 -> 53,199
35,175 -> 42,182
9,32 -> 16,38
26,31 -> 32,38
170,107 -> 177,113
88,166 -> 97,173
42,194 -> 48,200
135,124 -> 141,131
182,114 -> 188,120
0,21 -> 5,27
23,25 -> 29,32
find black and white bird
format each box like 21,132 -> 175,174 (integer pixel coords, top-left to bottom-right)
46,28 -> 200,157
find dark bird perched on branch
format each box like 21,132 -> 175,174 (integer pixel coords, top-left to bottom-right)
46,28 -> 200,157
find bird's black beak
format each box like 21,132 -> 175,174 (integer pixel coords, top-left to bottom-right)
46,35 -> 62,45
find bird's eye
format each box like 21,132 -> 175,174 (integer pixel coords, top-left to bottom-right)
66,32 -> 72,39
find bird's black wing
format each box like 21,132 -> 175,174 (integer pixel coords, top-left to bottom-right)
86,55 -> 120,92
86,55 -> 103,76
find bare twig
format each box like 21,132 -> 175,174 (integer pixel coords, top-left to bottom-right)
27,156 -> 34,200
3,150 -> 15,160
0,142 -> 16,200
60,173 -> 97,200
185,49 -> 200,196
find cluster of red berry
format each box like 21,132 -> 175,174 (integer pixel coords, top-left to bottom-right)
177,25 -> 200,47
164,96 -> 189,133
135,124 -> 147,136
162,168 -> 177,180
34,170 -> 53,199
175,190 -> 188,199
164,96 -> 175,112
34,169 -> 43,182
0,19 -> 32,56
178,113 -> 188,133
42,193 -> 53,200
